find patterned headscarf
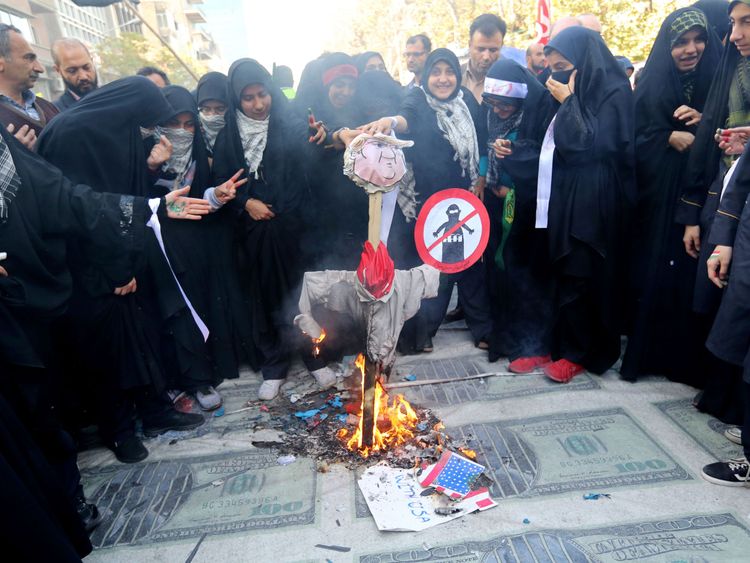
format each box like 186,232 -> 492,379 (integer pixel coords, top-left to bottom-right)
670,9 -> 710,102
669,9 -> 708,48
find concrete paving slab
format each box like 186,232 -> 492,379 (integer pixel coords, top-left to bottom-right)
79,317 -> 750,562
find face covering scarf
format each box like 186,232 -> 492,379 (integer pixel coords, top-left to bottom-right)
156,126 -> 194,182
423,89 -> 480,182
200,113 -> 225,151
235,109 -> 269,179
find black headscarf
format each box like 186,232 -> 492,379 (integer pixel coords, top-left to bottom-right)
195,71 -> 228,106
355,51 -> 385,75
294,52 -> 359,129
156,85 -> 211,197
353,70 -> 404,123
546,26 -> 630,114
422,48 -> 463,101
636,7 -> 721,136
692,0 -> 731,40
677,3 -> 747,224
37,76 -> 172,197
212,58 -> 301,213
483,59 -> 553,142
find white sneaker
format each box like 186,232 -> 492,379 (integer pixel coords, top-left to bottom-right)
725,427 -> 743,445
258,379 -> 284,401
311,366 -> 338,389
195,386 -> 222,411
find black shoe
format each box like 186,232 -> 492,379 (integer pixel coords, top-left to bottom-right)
701,457 -> 750,487
443,306 -> 465,323
142,409 -> 205,438
112,435 -> 148,464
75,495 -> 104,533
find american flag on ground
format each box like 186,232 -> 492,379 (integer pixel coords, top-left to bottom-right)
418,451 -> 485,498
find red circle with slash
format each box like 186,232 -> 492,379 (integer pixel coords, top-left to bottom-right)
414,188 -> 490,273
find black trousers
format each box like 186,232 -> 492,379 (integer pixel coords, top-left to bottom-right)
416,261 -> 493,348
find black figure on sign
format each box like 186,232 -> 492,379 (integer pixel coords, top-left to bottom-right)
433,203 -> 474,263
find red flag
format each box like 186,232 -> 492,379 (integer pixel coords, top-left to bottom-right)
535,0 -> 552,45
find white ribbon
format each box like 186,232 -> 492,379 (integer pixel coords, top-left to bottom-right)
721,156 -> 741,202
380,188 -> 399,245
535,115 -> 557,229
146,198 -> 210,341
483,77 -> 529,99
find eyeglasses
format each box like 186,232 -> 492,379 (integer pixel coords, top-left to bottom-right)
403,51 -> 426,58
199,106 -> 226,116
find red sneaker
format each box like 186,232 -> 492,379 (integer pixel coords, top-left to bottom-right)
543,359 -> 585,383
508,355 -> 552,374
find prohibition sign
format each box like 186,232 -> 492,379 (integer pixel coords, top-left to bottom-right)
414,188 -> 490,274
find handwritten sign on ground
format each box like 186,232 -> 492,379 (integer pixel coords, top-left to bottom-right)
357,463 -> 496,532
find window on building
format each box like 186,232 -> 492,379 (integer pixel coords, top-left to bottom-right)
156,11 -> 169,29
0,9 -> 33,41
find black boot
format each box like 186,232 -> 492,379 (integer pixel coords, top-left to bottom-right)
75,494 -> 104,533
142,408 -> 204,438
112,434 -> 148,463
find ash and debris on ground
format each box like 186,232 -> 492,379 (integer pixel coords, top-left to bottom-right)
230,359 -> 484,470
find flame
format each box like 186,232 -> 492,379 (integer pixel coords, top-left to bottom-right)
459,448 -> 477,460
312,328 -> 327,358
341,353 -> 419,458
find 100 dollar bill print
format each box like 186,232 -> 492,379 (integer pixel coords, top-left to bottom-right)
360,513 -> 750,562
81,450 -> 317,548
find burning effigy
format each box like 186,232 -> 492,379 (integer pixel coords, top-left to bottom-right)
283,132 -> 497,529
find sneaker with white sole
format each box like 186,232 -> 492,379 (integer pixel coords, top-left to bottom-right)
725,427 -> 743,445
195,386 -> 222,411
701,457 -> 750,487
258,379 -> 284,401
311,366 -> 338,389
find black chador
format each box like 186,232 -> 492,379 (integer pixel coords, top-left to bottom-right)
148,85 -> 254,390
0,123 -> 173,559
481,59 -> 556,364
541,27 -> 635,374
212,59 -> 307,382
623,8 -> 721,383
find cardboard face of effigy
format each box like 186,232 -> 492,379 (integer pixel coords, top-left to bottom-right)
343,133 -> 414,194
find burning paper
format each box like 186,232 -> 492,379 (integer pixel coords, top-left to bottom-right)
358,462 -> 497,532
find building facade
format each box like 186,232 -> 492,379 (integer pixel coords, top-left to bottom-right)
0,0 -> 221,100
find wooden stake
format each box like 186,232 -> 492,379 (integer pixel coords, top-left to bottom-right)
361,357 -> 379,448
361,190 -> 383,448
384,371 -> 544,389
367,191 -> 383,249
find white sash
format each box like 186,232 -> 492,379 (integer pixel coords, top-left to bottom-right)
721,156 -> 741,202
147,198 -> 210,341
536,115 -> 557,229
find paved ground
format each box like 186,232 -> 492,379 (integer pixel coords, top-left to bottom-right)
79,317 -> 750,562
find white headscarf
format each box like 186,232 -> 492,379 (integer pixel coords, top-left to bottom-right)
423,89 -> 480,182
235,109 -> 269,178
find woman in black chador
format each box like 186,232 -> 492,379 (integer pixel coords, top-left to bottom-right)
146,85 -> 251,411
539,27 -> 635,383
293,52 -> 366,271
481,59 -> 556,372
362,48 -> 493,354
212,59 -> 312,401
675,0 -> 750,423
623,8 -> 721,383
36,77 -> 207,462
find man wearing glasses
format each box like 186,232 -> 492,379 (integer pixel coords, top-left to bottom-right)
404,34 -> 431,88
